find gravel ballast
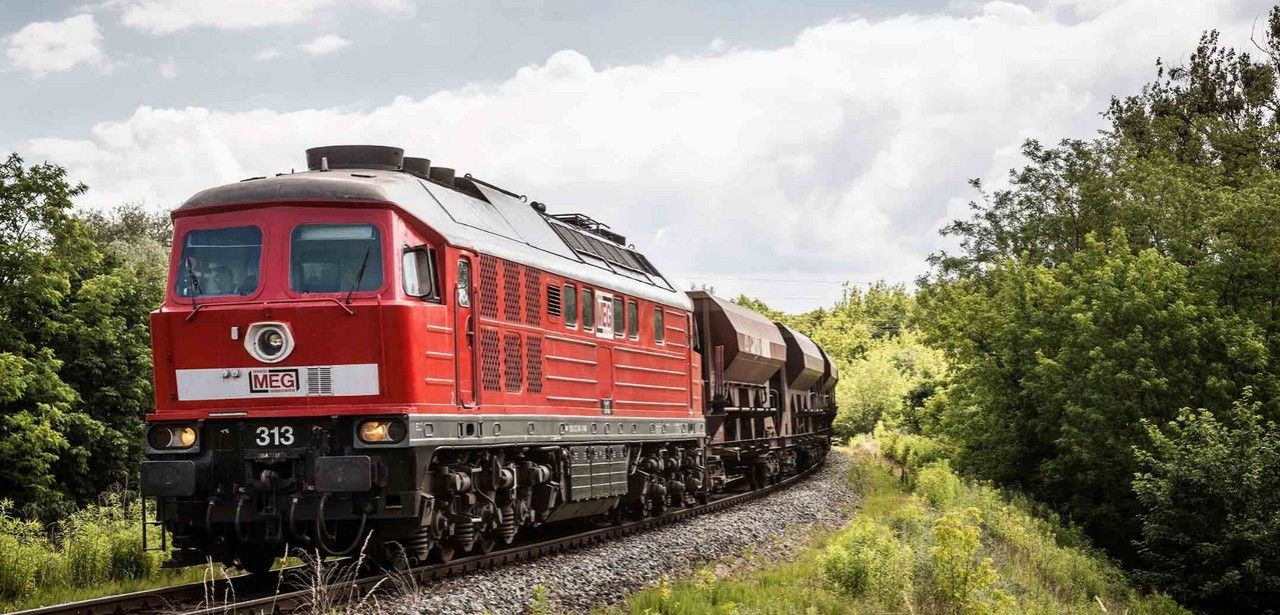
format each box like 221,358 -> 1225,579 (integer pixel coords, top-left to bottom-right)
393,450 -> 858,615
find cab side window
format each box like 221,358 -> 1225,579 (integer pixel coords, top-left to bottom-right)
401,247 -> 438,301
563,285 -> 578,328
564,283 -> 578,328
456,259 -> 471,307
626,300 -> 638,339
654,307 -> 665,344
612,296 -> 625,337
581,288 -> 595,330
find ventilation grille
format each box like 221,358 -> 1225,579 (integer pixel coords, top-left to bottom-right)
478,255 -> 499,320
503,333 -> 523,393
305,366 -> 333,396
480,328 -> 501,392
546,284 -> 562,317
502,260 -> 522,322
526,336 -> 543,393
524,268 -> 542,325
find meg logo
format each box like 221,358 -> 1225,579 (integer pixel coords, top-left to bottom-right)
249,368 -> 300,394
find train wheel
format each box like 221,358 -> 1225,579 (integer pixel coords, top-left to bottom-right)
236,547 -> 276,576
434,543 -> 456,563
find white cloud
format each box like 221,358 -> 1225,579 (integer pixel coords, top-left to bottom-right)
255,47 -> 281,61
158,57 -> 176,78
5,14 -> 105,77
113,0 -> 411,35
300,34 -> 350,56
20,1 -> 1262,310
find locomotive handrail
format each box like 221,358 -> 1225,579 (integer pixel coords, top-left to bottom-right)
183,296 -> 355,321
263,297 -> 357,316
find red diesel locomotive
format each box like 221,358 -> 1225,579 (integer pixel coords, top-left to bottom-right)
140,145 -> 836,572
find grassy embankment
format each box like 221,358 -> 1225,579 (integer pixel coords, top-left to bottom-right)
0,496 -> 218,613
604,433 -> 1187,615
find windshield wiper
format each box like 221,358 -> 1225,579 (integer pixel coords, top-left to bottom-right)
184,256 -> 201,308
344,248 -> 372,305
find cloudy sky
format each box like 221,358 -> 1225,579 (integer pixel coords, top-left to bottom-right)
2,0 -> 1271,310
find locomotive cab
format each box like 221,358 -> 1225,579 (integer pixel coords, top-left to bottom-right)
144,190 -> 447,570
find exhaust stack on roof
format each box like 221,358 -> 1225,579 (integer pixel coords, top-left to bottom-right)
428,166 -> 455,187
402,157 -> 431,180
305,145 -> 403,171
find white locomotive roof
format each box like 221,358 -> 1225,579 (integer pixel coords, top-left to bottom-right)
179,169 -> 693,310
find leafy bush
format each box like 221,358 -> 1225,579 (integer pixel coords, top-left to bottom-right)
821,518 -> 914,606
875,424 -> 949,481
613,444 -> 1187,615
832,331 -> 948,438
925,508 -> 1010,614
915,461 -> 963,508
1132,397 -> 1280,611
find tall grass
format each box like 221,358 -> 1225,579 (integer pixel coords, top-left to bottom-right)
606,438 -> 1189,615
0,495 -> 183,611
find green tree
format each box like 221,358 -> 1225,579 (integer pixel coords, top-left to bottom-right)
1133,396 -> 1280,611
924,233 -> 1268,559
54,205 -> 170,500
832,330 -> 947,438
0,153 -> 97,516
918,12 -> 1280,610
0,155 -> 168,517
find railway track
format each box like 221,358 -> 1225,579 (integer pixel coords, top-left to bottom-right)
13,464 -> 819,615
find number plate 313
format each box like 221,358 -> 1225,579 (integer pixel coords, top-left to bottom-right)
249,424 -> 298,448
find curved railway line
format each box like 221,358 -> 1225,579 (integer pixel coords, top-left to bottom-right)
14,463 -> 820,615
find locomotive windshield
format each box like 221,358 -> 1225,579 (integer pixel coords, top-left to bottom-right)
176,226 -> 262,297
290,224 -> 383,293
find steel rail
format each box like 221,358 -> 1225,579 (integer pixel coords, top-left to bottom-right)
12,462 -> 821,615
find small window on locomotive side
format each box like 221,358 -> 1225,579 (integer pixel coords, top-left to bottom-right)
626,300 -> 638,339
612,296 -> 624,337
563,283 -> 577,328
401,247 -> 438,301
654,306 -> 665,344
581,288 -> 595,330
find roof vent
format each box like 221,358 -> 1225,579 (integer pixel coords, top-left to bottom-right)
305,145 -> 403,171
428,166 -> 455,187
403,157 -> 431,180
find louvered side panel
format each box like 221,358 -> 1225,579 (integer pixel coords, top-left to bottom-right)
480,327 -> 501,392
502,260 -> 522,322
526,335 -> 543,393
503,332 -> 523,393
524,268 -> 542,325
478,254 -> 499,320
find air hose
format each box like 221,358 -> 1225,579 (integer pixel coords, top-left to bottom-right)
315,492 -> 368,557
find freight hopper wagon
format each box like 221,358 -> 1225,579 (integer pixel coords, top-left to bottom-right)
690,292 -> 837,489
139,145 -> 836,574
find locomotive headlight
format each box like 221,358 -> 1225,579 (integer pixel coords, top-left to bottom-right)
258,330 -> 284,356
358,419 -> 407,444
148,424 -> 199,450
244,322 -> 293,363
